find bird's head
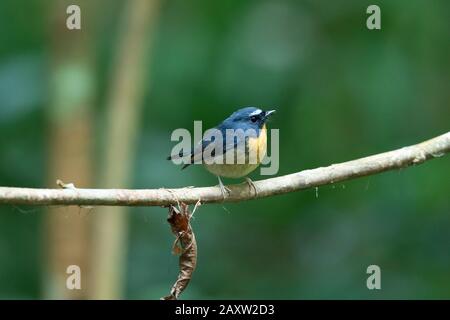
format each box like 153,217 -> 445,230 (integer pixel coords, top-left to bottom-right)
223,107 -> 276,130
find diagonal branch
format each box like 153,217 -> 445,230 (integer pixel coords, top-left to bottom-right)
1,132 -> 449,207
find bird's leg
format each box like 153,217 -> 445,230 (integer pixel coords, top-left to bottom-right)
217,176 -> 231,199
245,177 -> 258,196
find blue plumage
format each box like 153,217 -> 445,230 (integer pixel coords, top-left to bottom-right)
168,107 -> 276,196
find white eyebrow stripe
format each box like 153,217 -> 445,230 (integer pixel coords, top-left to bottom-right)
249,109 -> 263,116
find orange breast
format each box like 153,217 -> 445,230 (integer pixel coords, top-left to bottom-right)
247,124 -> 267,164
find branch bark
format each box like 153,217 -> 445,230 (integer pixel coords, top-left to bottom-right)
1,132 -> 449,207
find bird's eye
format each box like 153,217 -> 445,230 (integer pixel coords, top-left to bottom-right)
250,116 -> 257,123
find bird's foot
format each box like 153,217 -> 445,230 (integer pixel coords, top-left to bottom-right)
217,176 -> 231,200
245,177 -> 258,196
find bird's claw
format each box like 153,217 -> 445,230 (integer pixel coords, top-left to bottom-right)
245,177 -> 258,196
217,176 -> 231,200
220,185 -> 231,199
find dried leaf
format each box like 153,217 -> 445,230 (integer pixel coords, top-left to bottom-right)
161,203 -> 198,300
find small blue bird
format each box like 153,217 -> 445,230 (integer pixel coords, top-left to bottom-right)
168,107 -> 276,197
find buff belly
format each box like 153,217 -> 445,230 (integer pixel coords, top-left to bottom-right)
204,162 -> 261,178
203,125 -> 267,179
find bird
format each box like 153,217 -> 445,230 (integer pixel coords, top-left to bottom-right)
167,107 -> 276,197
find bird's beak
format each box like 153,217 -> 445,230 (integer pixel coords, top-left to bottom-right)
264,109 -> 276,119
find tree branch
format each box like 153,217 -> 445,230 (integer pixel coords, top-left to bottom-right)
1,132 -> 449,207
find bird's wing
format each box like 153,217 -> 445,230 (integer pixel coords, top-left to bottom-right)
168,124 -> 259,169
182,126 -> 251,169
166,130 -> 218,161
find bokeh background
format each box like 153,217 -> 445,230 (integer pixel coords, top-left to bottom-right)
0,0 -> 449,299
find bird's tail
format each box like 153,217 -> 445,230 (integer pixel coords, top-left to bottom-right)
167,150 -> 185,161
167,152 -> 193,170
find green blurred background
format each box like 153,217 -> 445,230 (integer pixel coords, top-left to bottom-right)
0,0 -> 449,299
